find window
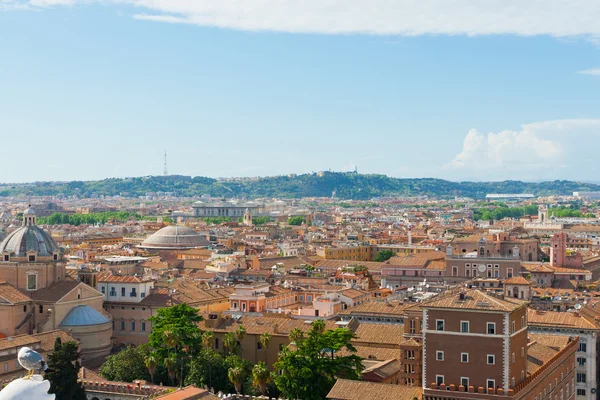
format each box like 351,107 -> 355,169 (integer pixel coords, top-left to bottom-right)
577,373 -> 586,383
3,255 -> 8,262
577,357 -> 586,366
521,347 -> 524,357
487,379 -> 495,393
141,292 -> 146,298
512,353 -> 515,363
521,371 -> 525,381
512,321 -> 516,333
101,286 -> 105,294
26,274 -> 37,291
512,377 -> 515,387
130,321 -> 136,331
121,287 -> 126,296
23,305 -> 27,313
38,305 -> 43,314
461,377 -> 469,388
141,322 -> 146,332
578,342 -> 587,352
577,389 -> 587,396
120,320 -> 125,331
507,268 -> 513,278
461,353 -> 469,363
215,338 -> 219,349
521,316 -> 525,328
3,363 -> 7,372
28,255 -> 36,262
233,302 -> 238,309
460,321 -> 469,333
436,351 -> 444,361
110,287 -> 116,296
130,289 -> 137,297
257,342 -> 263,350
487,354 -> 495,365
487,322 -> 495,335
436,319 -> 445,331
436,375 -> 444,386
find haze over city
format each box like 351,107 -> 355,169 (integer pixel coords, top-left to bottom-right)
1,1 -> 600,182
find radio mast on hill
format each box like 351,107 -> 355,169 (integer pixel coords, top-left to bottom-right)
163,150 -> 168,176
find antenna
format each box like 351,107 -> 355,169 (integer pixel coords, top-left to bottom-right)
163,150 -> 168,176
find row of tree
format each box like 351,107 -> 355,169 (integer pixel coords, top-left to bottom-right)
98,303 -> 363,399
37,211 -> 164,226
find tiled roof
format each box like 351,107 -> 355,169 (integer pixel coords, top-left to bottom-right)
98,272 -> 152,283
339,288 -> 369,299
527,309 -> 598,330
203,314 -> 338,336
528,334 -> 571,351
422,290 -> 525,312
0,282 -> 31,304
327,379 -> 422,400
338,300 -> 409,318
338,345 -> 400,361
26,280 -> 82,303
504,276 -> 530,285
362,359 -> 402,379
352,323 -> 405,346
0,330 -> 76,352
527,340 -> 560,375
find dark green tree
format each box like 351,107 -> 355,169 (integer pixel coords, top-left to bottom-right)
272,320 -> 363,400
287,216 -> 305,225
148,303 -> 203,360
99,344 -> 151,382
46,338 -> 87,400
373,249 -> 395,262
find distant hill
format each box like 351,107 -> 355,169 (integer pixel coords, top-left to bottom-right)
0,172 -> 598,200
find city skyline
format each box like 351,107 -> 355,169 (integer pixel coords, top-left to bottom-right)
1,1 -> 599,182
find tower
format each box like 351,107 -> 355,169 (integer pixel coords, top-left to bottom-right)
243,208 -> 253,227
550,232 -> 567,267
538,204 -> 548,224
163,150 -> 168,176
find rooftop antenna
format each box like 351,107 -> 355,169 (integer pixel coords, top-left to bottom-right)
163,150 -> 168,176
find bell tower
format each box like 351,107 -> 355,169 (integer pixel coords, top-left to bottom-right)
243,208 -> 253,227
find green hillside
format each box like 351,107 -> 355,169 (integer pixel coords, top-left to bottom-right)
0,172 -> 598,200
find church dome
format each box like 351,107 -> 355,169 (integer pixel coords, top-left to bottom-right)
0,227 -> 59,257
139,225 -> 210,250
0,208 -> 59,258
59,305 -> 110,327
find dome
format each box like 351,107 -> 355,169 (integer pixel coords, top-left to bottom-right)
139,225 -> 210,250
59,305 -> 110,327
0,226 -> 59,257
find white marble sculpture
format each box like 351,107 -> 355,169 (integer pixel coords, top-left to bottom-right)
0,375 -> 55,400
0,347 -> 54,400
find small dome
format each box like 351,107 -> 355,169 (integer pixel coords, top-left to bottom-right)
139,225 -> 210,250
60,305 -> 110,327
23,207 -> 36,216
0,226 -> 59,257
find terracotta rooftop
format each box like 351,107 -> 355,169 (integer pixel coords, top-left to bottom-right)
352,323 -> 405,346
327,379 -> 422,400
0,282 -> 32,304
203,314 -> 338,336
0,330 -> 76,352
338,300 -> 409,317
362,359 -> 402,379
527,309 -> 598,330
422,290 -> 525,312
504,276 -> 530,285
26,279 -> 83,303
98,272 -> 153,283
339,288 -> 369,299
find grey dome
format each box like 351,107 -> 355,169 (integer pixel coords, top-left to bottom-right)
0,226 -> 59,257
139,225 -> 210,250
60,305 -> 110,327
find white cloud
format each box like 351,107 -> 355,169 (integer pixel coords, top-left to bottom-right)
446,119 -> 600,181
8,0 -> 600,38
578,69 -> 600,76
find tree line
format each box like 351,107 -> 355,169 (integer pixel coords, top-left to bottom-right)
98,303 -> 362,399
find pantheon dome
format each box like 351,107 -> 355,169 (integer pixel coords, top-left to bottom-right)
138,225 -> 210,250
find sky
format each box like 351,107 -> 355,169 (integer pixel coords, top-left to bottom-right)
1,1 -> 600,183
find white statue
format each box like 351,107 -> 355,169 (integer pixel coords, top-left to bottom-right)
0,347 -> 54,400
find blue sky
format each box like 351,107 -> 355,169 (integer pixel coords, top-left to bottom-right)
1,1 -> 599,182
